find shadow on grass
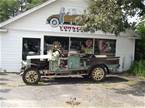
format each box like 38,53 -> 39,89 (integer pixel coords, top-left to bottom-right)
0,89 -> 11,93
104,76 -> 128,83
0,78 -> 11,81
0,73 -> 8,75
0,97 -> 6,100
36,75 -> 129,86
0,82 -> 7,86
112,81 -> 145,97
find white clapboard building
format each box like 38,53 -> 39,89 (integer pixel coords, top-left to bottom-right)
0,0 -> 136,72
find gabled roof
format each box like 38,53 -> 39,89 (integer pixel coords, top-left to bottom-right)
0,0 -> 56,28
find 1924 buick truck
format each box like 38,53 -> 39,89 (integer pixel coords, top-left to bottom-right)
21,42 -> 120,85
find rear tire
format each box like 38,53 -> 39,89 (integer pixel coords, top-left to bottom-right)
22,68 -> 40,85
90,66 -> 106,82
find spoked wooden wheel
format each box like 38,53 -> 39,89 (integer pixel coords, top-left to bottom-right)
22,68 -> 40,85
91,66 -> 106,82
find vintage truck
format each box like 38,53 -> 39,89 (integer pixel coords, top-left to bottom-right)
21,52 -> 120,85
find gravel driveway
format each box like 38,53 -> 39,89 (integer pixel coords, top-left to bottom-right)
0,73 -> 145,108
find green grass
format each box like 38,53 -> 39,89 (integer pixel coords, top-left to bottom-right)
129,60 -> 145,77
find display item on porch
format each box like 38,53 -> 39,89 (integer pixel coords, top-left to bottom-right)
81,39 -> 93,54
46,41 -> 62,61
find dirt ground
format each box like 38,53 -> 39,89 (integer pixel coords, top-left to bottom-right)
0,72 -> 145,108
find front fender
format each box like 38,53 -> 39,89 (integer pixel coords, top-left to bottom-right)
20,65 -> 39,76
20,67 -> 26,76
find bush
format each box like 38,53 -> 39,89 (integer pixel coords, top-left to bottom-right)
129,60 -> 145,77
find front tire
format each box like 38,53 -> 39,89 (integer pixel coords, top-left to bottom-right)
22,68 -> 40,85
90,66 -> 106,82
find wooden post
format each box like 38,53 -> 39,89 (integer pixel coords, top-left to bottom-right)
93,38 -> 95,54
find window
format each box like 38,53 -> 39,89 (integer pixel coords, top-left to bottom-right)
70,38 -> 93,54
44,36 -> 69,54
22,38 -> 40,60
94,39 -> 116,56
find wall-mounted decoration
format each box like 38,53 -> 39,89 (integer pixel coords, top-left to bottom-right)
47,7 -> 83,28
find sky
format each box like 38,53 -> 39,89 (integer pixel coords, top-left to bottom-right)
128,15 -> 141,23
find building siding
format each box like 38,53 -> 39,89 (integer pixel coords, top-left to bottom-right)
0,30 -> 44,72
1,32 -> 21,72
116,37 -> 135,71
0,34 -> 1,70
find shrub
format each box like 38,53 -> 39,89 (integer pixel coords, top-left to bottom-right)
129,60 -> 145,77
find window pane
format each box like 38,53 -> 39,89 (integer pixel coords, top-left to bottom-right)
44,36 -> 69,54
94,39 -> 116,56
22,38 -> 40,60
70,38 -> 93,54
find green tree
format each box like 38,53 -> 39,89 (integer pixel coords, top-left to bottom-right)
128,18 -> 145,77
0,0 -> 45,22
135,18 -> 145,60
80,0 -> 145,35
25,0 -> 43,10
0,0 -> 19,22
